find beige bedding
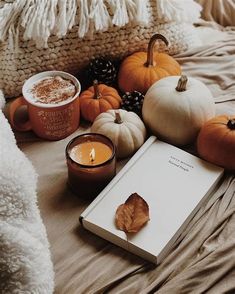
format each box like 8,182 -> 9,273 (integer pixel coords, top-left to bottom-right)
196,0 -> 235,27
7,22 -> 235,293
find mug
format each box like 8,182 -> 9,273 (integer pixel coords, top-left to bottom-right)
9,71 -> 81,140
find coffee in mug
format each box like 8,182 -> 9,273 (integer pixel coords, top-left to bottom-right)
9,71 -> 81,140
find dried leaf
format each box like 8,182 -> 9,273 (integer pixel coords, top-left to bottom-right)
115,193 -> 150,233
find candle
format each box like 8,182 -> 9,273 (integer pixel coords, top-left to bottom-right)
70,141 -> 113,166
66,133 -> 116,199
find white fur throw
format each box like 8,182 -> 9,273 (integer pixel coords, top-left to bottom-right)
0,91 -> 54,293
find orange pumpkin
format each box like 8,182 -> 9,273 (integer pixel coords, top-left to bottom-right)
197,115 -> 235,170
80,80 -> 122,122
118,34 -> 181,94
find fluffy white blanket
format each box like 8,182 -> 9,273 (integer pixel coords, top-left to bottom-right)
0,91 -> 54,293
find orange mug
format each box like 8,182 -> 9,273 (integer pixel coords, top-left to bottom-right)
9,71 -> 81,140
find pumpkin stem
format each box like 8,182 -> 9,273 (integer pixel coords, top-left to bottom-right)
176,75 -> 188,92
93,80 -> 101,99
145,34 -> 169,67
227,119 -> 235,130
114,111 -> 123,124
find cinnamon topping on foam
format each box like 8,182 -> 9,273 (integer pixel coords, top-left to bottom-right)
31,76 -> 76,104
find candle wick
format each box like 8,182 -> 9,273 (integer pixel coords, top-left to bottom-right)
90,148 -> 95,162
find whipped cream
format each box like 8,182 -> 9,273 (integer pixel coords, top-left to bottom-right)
30,76 -> 76,104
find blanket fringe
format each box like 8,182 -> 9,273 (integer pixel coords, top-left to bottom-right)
107,0 -> 132,27
135,0 -> 150,25
0,0 -> 26,44
0,0 -> 201,48
54,0 -> 77,37
78,0 -> 89,38
89,0 -> 111,32
22,0 -> 57,48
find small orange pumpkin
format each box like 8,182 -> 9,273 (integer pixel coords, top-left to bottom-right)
118,34 -> 181,94
80,80 -> 122,122
197,115 -> 235,170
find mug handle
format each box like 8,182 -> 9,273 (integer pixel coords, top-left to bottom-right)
9,97 -> 32,131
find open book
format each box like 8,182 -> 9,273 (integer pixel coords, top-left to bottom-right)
80,136 -> 224,264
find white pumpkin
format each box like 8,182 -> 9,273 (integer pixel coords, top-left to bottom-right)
91,109 -> 146,158
142,75 -> 215,146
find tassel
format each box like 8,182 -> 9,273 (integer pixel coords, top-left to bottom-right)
89,0 -> 111,32
125,0 -> 137,22
8,25 -> 20,52
21,0 -> 38,30
8,26 -> 15,51
0,0 -> 26,42
40,0 -> 56,45
54,0 -> 67,36
47,0 -> 58,31
20,0 -> 58,48
135,0 -> 150,25
67,0 -> 77,29
54,0 -> 77,37
156,0 -> 202,23
107,0 -> 133,27
78,0 -> 90,38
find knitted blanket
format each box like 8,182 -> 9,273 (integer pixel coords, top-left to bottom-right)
0,0 -> 202,98
0,91 -> 54,293
0,0 -> 201,48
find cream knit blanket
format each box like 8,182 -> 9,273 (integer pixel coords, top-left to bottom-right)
0,0 -> 202,98
0,91 -> 54,293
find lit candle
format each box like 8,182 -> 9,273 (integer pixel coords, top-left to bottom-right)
66,133 -> 116,199
69,141 -> 113,166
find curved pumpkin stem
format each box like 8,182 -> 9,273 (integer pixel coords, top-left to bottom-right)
176,75 -> 188,92
93,80 -> 101,99
145,34 -> 169,67
114,111 -> 123,124
227,119 -> 235,130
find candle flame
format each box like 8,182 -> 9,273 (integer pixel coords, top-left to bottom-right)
89,148 -> 95,162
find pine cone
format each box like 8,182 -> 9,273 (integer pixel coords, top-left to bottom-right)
86,57 -> 117,85
121,91 -> 144,117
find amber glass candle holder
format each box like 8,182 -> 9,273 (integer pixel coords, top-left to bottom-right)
66,133 -> 116,200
